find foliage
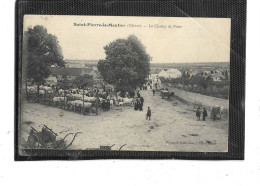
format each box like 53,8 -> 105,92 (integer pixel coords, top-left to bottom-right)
57,79 -> 71,90
97,35 -> 151,93
72,74 -> 94,89
24,25 -> 65,85
160,75 -> 229,99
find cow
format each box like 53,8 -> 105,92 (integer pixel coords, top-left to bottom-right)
39,90 -> 45,96
58,89 -> 64,95
72,94 -> 83,100
53,97 -> 67,107
83,97 -> 96,102
122,98 -> 134,106
28,86 -> 37,94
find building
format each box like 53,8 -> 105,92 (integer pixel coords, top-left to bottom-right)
158,68 -> 182,79
209,73 -> 225,82
45,76 -> 58,86
49,67 -> 101,81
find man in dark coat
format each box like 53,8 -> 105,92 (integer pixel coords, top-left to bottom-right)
106,100 -> 110,111
101,100 -> 106,111
152,89 -> 155,96
203,107 -> 208,121
146,107 -> 151,121
196,107 -> 201,121
134,100 -> 138,110
139,97 -> 144,111
137,100 -> 141,110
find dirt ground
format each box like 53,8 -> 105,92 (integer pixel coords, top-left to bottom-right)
20,89 -> 228,152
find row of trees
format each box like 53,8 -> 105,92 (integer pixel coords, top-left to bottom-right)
24,25 -> 151,102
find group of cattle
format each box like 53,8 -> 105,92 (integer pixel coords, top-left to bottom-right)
53,92 -> 136,114
26,85 -> 137,115
27,85 -> 54,95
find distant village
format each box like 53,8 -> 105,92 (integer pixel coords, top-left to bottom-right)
46,60 -> 230,93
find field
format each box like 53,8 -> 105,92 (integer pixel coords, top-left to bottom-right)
20,88 -> 228,152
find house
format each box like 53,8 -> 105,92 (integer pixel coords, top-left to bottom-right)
45,76 -> 58,86
202,70 -> 211,75
209,73 -> 225,82
149,74 -> 159,80
49,67 -> 101,81
158,68 -> 182,79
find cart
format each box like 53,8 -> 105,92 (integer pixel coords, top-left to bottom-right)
210,105 -> 223,120
27,125 -> 81,149
161,89 -> 174,100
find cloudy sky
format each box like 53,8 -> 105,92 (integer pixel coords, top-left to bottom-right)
23,15 -> 231,63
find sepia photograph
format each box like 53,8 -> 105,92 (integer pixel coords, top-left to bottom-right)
19,15 -> 231,154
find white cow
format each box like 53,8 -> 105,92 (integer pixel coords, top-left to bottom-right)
58,89 -> 64,95
53,97 -> 67,103
45,87 -> 52,91
69,100 -> 92,109
122,98 -> 134,106
47,90 -> 53,94
71,89 -> 78,94
118,102 -> 124,106
83,97 -> 96,102
39,90 -> 45,96
28,86 -> 37,94
72,94 -> 83,100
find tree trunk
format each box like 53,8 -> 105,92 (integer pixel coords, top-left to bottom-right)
64,91 -> 66,109
82,88 -> 85,115
37,84 -> 40,103
25,78 -> 28,100
43,91 -> 46,104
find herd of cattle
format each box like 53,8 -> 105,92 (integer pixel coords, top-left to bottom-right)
26,85 -> 136,115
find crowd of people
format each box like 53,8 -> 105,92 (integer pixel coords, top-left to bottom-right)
196,107 -> 208,121
134,90 -> 144,111
101,99 -> 111,111
133,90 -> 152,121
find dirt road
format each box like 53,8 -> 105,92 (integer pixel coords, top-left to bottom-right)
20,89 -> 228,152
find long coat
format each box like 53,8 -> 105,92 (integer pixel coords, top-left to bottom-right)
147,109 -> 151,116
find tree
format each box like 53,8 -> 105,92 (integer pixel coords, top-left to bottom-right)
72,74 -> 94,89
57,79 -> 71,90
24,25 -> 65,101
97,35 -> 151,94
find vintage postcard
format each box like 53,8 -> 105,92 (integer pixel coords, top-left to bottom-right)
19,15 -> 231,154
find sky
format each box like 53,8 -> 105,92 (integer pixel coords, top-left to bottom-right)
23,15 -> 231,63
